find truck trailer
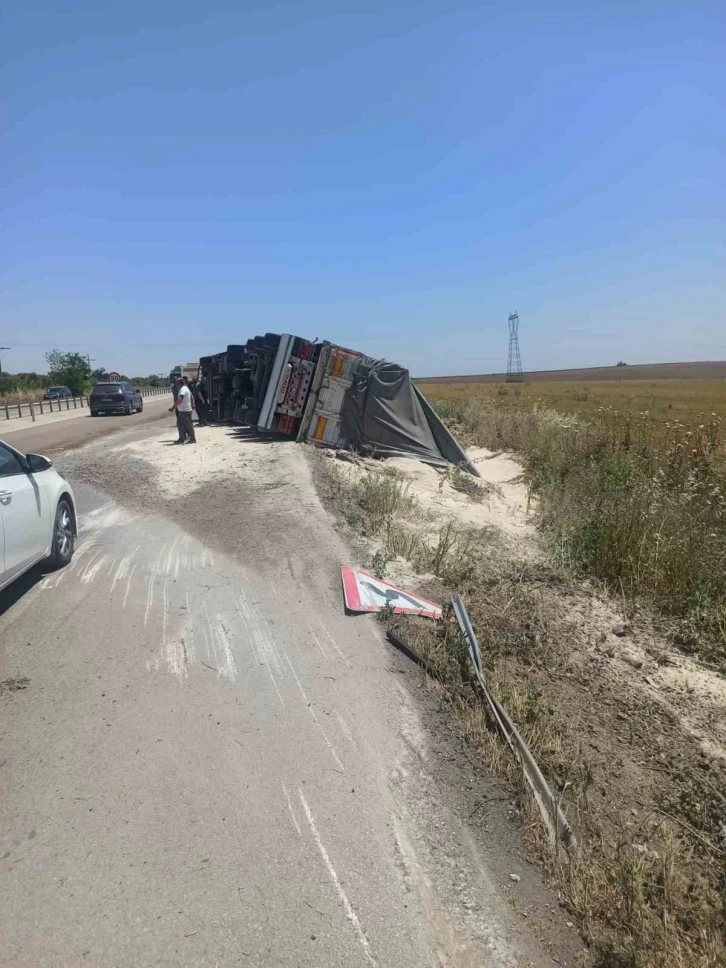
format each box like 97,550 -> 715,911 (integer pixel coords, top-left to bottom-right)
198,334 -> 477,474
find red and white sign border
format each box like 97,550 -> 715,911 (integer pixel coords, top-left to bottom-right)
341,566 -> 443,620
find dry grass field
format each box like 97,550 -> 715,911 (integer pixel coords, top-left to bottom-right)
314,363 -> 726,967
418,376 -> 726,423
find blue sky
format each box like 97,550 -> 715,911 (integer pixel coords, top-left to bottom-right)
2,0 -> 724,377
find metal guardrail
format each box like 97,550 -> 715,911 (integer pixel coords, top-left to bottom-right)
0,386 -> 169,423
451,595 -> 577,854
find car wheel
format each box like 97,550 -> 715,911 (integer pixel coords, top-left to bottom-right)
126,400 -> 134,415
49,500 -> 74,568
137,398 -> 144,413
91,410 -> 98,416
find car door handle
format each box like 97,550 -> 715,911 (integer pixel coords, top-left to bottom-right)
0,491 -> 11,506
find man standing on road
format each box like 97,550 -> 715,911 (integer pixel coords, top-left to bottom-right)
192,379 -> 209,427
169,377 -> 181,413
174,377 -> 196,445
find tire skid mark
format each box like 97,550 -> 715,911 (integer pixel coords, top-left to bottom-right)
143,559 -> 160,628
78,548 -> 103,583
80,552 -> 107,586
285,655 -> 343,771
282,783 -> 302,837
251,627 -> 286,708
202,603 -> 237,681
110,545 -> 140,594
122,562 -> 137,610
335,712 -> 359,751
310,627 -> 330,661
68,540 -> 94,573
299,790 -> 378,966
320,622 -> 352,667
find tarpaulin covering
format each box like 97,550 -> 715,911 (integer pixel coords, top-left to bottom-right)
340,362 -> 479,475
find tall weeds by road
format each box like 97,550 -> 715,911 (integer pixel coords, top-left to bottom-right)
434,398 -> 726,663
316,460 -> 491,582
311,438 -> 725,968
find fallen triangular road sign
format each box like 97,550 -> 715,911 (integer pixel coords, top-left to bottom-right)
341,567 -> 443,620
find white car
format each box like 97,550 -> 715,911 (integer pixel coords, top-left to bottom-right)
0,439 -> 77,592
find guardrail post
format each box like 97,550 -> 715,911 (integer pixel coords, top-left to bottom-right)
73,397 -> 77,409
5,404 -> 9,419
17,403 -> 22,418
31,402 -> 36,422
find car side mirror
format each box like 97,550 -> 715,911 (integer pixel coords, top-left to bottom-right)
26,453 -> 53,472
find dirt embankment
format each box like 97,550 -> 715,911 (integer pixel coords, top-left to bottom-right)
313,444 -> 726,968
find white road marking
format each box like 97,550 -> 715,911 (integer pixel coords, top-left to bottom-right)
282,783 -> 302,837
285,655 -> 343,771
299,791 -> 378,967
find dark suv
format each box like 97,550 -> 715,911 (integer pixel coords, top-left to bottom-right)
89,382 -> 143,416
44,385 -> 73,401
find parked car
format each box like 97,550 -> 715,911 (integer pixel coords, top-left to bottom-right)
89,382 -> 143,416
0,439 -> 77,592
43,385 -> 73,401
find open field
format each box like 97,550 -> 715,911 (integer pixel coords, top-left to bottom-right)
418,376 -> 726,423
417,360 -> 726,385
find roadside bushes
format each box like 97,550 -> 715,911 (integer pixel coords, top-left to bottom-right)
0,372 -> 48,404
434,399 -> 726,661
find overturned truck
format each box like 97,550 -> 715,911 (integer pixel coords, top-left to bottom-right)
199,334 -> 478,475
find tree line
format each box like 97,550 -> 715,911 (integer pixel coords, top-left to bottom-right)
0,350 -> 167,398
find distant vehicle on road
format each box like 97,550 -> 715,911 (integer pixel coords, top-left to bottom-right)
89,382 -> 143,417
168,363 -> 198,386
0,439 -> 77,592
43,386 -> 73,401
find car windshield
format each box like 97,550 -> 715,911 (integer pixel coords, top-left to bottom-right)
48,387 -> 67,393
93,384 -> 123,391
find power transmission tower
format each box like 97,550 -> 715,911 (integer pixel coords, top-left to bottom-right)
506,312 -> 523,382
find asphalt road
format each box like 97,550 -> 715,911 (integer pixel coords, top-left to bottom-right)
0,411 -> 567,968
0,395 -> 170,460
